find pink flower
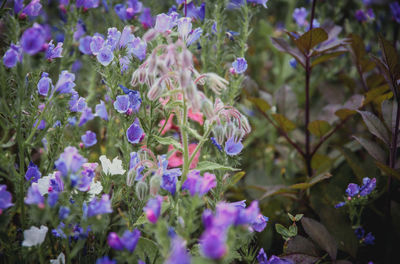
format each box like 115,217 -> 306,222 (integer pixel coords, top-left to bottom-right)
168,144 -> 200,169
159,114 -> 178,135
188,108 -> 204,125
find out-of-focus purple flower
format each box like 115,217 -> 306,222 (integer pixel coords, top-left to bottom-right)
127,37 -> 147,61
79,36 -> 93,54
335,202 -> 346,208
391,2 -> 400,23
293,7 -> 308,27
355,227 -> 375,245
364,232 -> 375,245
210,137 -> 222,151
3,44 -> 23,68
360,177 -> 376,196
79,107 -> 94,127
25,162 -> 42,183
224,136 -> 243,156
90,35 -> 105,55
257,248 -> 268,264
355,9 -> 374,23
14,0 -> 24,14
127,118 -> 144,144
235,200 -> 259,225
37,72 -> 53,96
252,214 -> 269,232
21,0 -> 42,17
55,70 -> 76,94
119,26 -> 133,48
161,169 -> 182,195
155,13 -> 173,33
114,4 -> 128,20
96,256 -> 116,264
144,196 -> 162,223
33,119 -> 46,130
119,56 -> 130,74
346,183 -> 360,197
46,40 -> 63,60
106,28 -> 121,51
121,229 -> 141,252
187,28 -> 203,46
177,17 -> 192,41
182,170 -> 216,196
114,95 -> 130,113
202,209 -> 214,229
55,146 -> 87,177
87,194 -> 112,217
227,0 -> 245,9
289,58 -> 297,69
165,236 -> 191,264
74,20 -> 86,41
95,100 -> 108,120
97,46 -> 114,66
59,206 -> 70,220
140,7 -> 154,28
0,185 -> 14,214
187,2 -> 205,21
81,130 -> 97,147
232,57 -> 247,74
107,232 -> 125,250
76,0 -> 99,9
20,24 -> 46,55
199,228 -> 227,259
25,184 -> 45,208
70,96 -> 87,113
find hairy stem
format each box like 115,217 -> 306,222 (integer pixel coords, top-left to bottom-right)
181,100 -> 190,182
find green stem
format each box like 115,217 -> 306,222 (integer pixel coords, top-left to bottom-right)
24,98 -> 52,145
188,125 -> 213,165
181,100 -> 190,182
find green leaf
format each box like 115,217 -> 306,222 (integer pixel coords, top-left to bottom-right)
295,214 -> 304,222
270,37 -> 306,67
353,136 -> 386,163
357,110 -> 390,144
248,97 -> 271,113
381,99 -> 398,131
307,120 -> 331,138
311,51 -> 345,67
350,34 -> 366,61
135,237 -> 161,264
288,225 -> 298,236
272,113 -> 296,132
195,161 -> 239,172
275,224 -> 291,240
375,161 -> 400,181
379,35 -> 398,74
295,28 -> 329,54
335,109 -> 356,120
301,217 -> 337,260
153,135 -> 182,151
311,154 -> 332,173
231,171 -> 246,185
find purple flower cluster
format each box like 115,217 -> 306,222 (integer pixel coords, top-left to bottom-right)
355,227 -> 375,245
390,2 -> 400,23
113,85 -> 142,114
107,229 -> 141,252
86,194 -> 112,217
0,185 -> 14,214
335,177 -> 376,208
182,170 -> 216,197
200,200 -> 268,259
355,8 -> 375,23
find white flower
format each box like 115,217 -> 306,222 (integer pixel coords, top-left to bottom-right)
37,172 -> 56,195
50,253 -> 65,264
22,225 -> 48,247
99,155 -> 126,175
88,180 -> 103,200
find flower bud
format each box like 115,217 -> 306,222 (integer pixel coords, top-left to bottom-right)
181,48 -> 193,68
239,114 -> 251,135
180,69 -> 191,90
149,175 -> 161,196
135,181 -> 148,201
147,79 -> 165,100
224,122 -> 235,141
143,28 -> 158,42
213,125 -> 225,145
126,169 -> 136,187
201,98 -> 214,120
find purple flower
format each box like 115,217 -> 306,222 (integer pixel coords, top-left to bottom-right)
55,70 -> 76,94
33,119 -> 46,130
177,17 -> 192,41
144,196 -> 162,223
45,40 -> 63,60
252,214 -> 269,232
87,194 -> 112,217
257,248 -> 268,264
55,146 -> 87,177
200,228 -> 227,259
107,232 -> 125,250
232,57 -> 247,74
14,0 -> 24,14
79,107 -> 94,127
90,35 -> 105,55
210,137 -> 222,151
355,9 -> 374,23
293,7 -> 308,27
81,130 -> 97,147
346,183 -> 360,197
224,136 -> 243,156
59,206 -> 70,220
79,36 -> 93,54
119,26 -> 133,48
96,256 -> 116,264
161,172 -> 178,195
95,100 -> 108,120
165,236 -> 191,264
187,28 -> 203,46
74,20 -> 86,41
364,232 -> 375,245
360,177 -> 376,196
105,28 -> 121,51
37,72 -> 53,96
289,58 -> 297,69
334,202 -> 345,208
391,2 -> 400,23
76,0 -> 99,9
235,200 -> 260,225
3,44 -> 23,68
114,95 -> 130,113
0,185 -> 14,214
25,162 -> 42,183
119,56 -> 130,73
121,229 -> 141,252
20,24 -> 46,55
22,0 -> 42,17
140,7 -> 154,28
182,171 -> 216,196
127,118 -> 144,144
213,202 -> 239,228
127,37 -> 147,61
114,4 -> 128,20
187,2 -> 205,21
202,209 -> 214,229
129,152 -> 144,181
97,46 -> 114,66
25,184 -> 45,208
155,13 -> 173,33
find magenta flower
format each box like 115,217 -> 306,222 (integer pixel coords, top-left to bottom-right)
0,185 -> 14,214
182,171 -> 216,196
107,232 -> 125,250
144,196 -> 162,223
126,118 -> 144,144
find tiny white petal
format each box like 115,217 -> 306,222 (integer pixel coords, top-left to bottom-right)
50,253 -> 65,264
22,225 -> 48,247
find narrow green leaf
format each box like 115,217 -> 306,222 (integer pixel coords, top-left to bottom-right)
153,135 -> 182,151
195,161 -> 239,172
375,161 -> 400,181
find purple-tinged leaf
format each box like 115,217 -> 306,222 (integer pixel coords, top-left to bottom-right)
353,136 -> 386,163
357,110 -> 389,145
